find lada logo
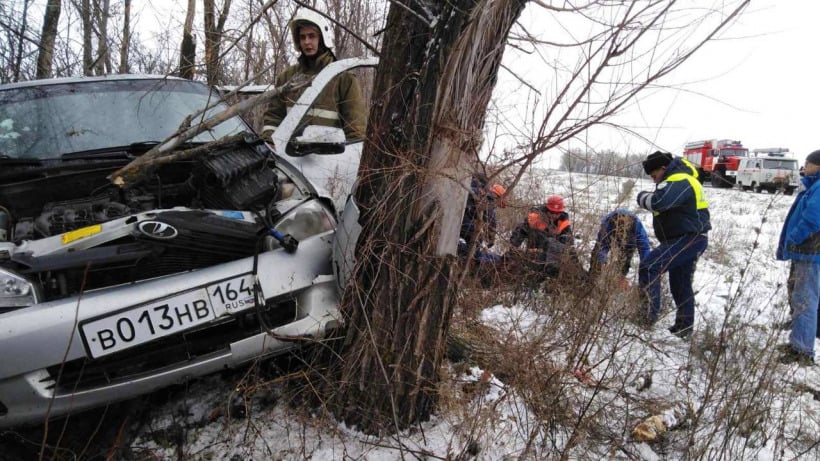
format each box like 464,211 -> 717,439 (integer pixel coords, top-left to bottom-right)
138,221 -> 179,239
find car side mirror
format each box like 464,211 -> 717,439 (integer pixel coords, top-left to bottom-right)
286,125 -> 346,157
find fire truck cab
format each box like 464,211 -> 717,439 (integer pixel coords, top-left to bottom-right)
683,139 -> 748,188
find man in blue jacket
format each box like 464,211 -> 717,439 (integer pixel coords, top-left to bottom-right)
590,209 -> 651,277
776,150 -> 820,365
636,152 -> 711,337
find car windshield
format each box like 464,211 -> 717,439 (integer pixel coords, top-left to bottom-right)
0,78 -> 246,159
720,149 -> 747,157
762,159 -> 798,170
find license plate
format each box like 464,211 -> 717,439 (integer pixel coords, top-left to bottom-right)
81,274 -> 256,358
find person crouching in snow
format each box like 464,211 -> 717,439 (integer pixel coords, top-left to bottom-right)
508,195 -> 581,280
589,209 -> 651,284
458,176 -> 506,287
459,175 -> 506,256
636,151 -> 711,338
510,195 -> 574,248
775,149 -> 820,365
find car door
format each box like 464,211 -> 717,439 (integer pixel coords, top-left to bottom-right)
271,57 -> 378,214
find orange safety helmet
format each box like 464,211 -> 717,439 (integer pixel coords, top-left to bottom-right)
490,184 -> 507,207
545,195 -> 565,213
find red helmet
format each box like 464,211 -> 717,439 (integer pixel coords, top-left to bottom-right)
545,195 -> 565,213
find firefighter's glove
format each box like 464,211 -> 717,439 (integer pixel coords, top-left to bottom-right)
260,124 -> 278,142
636,191 -> 653,211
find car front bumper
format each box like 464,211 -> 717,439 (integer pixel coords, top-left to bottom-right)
0,232 -> 341,428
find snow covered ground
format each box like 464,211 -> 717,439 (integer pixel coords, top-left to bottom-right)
127,171 -> 819,460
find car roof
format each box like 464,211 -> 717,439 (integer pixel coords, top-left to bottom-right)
0,74 -> 193,91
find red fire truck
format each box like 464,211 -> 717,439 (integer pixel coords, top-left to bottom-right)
683,139 -> 749,187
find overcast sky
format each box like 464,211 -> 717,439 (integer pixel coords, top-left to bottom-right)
636,1 -> 819,161
483,1 -> 819,167
570,1 -> 818,162
134,1 -> 815,162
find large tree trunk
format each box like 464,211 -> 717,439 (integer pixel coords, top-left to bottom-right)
179,0 -> 196,79
35,0 -> 61,78
327,0 -> 526,435
118,0 -> 131,73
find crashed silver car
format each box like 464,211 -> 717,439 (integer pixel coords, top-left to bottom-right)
0,58 -> 374,428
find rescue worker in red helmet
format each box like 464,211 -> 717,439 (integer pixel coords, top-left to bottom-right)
507,194 -> 581,281
262,8 -> 367,141
510,195 -> 574,249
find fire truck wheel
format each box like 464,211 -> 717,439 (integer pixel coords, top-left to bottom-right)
753,183 -> 762,193
710,171 -> 730,188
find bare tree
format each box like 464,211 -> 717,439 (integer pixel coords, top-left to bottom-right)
179,0 -> 196,79
80,0 -> 92,74
203,0 -> 232,86
118,0 -> 130,73
12,0 -> 32,81
325,0 -> 527,435
35,0 -> 61,78
320,0 -> 751,436
93,0 -> 110,74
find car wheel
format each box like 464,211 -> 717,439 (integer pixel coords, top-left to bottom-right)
784,187 -> 795,196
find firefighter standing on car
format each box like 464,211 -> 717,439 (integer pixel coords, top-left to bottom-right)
636,151 -> 711,338
262,8 -> 367,141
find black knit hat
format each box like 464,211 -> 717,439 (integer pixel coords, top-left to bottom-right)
642,151 -> 673,174
806,150 -> 820,166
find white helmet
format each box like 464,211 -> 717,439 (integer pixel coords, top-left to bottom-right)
289,8 -> 334,52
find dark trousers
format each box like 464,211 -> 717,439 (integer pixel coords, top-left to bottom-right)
639,234 -> 708,328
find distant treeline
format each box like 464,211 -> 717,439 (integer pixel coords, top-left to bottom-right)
560,149 -> 647,178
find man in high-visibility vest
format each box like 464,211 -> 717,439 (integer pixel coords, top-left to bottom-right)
636,151 -> 711,338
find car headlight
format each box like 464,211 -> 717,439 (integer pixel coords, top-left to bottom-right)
266,201 -> 336,251
0,267 -> 38,309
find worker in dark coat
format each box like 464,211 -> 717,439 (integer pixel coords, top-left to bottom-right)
460,176 -> 506,251
590,209 -> 651,277
508,195 -> 580,280
636,151 -> 711,338
510,195 -> 573,250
